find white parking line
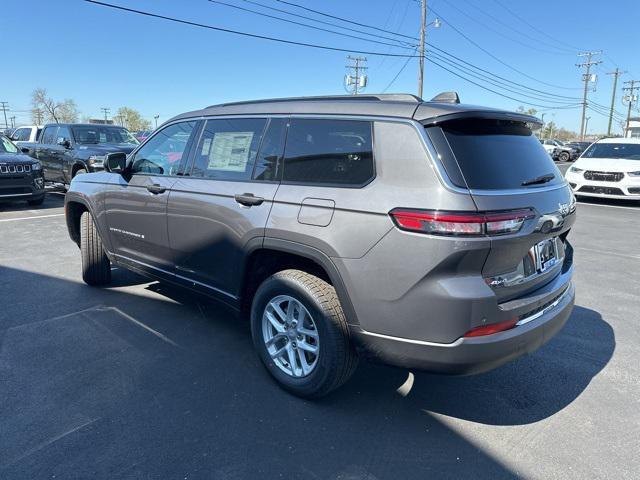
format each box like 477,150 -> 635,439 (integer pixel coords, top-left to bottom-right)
577,201 -> 639,211
575,246 -> 640,261
0,213 -> 64,222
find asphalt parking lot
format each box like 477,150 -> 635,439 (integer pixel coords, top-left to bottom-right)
1,175 -> 639,479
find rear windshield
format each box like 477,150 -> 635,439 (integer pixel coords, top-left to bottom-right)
439,119 -> 562,190
581,142 -> 640,160
71,126 -> 138,145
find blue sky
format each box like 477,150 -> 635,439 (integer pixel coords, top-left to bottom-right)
2,0 -> 639,134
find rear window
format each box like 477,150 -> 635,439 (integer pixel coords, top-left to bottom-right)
437,119 -> 562,190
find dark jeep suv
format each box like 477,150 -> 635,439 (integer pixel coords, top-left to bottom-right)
64,94 -> 576,397
0,135 -> 45,205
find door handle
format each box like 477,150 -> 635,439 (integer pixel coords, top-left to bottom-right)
147,184 -> 167,194
234,193 -> 264,206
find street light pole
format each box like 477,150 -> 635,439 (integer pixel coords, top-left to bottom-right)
417,0 -> 427,99
154,115 -> 159,129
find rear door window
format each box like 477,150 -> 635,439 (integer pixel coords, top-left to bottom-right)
282,119 -> 374,186
434,119 -> 562,190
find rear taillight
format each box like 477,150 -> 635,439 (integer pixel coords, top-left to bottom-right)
463,318 -> 517,337
389,208 -> 535,236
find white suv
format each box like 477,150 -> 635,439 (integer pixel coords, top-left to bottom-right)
565,137 -> 640,199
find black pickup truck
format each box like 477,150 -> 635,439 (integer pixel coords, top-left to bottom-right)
22,123 -> 138,185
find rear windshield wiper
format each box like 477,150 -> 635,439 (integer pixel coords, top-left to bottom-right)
521,173 -> 555,186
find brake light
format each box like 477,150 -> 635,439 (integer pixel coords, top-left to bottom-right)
463,318 -> 517,337
389,208 -> 535,236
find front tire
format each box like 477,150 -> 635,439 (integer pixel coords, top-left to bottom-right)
80,211 -> 111,286
250,269 -> 358,398
559,151 -> 570,162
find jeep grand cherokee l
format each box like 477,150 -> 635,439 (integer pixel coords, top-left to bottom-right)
64,94 -> 576,398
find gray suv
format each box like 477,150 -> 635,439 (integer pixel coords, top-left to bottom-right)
64,94 -> 576,398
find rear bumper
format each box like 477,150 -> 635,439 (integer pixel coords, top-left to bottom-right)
352,281 -> 574,375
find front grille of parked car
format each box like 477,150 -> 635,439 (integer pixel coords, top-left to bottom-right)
578,185 -> 624,195
583,170 -> 624,182
0,165 -> 31,174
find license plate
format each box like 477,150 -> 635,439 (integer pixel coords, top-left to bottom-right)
532,238 -> 558,273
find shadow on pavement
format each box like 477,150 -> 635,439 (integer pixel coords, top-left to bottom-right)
0,266 -> 613,479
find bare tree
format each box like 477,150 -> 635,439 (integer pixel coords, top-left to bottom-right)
31,88 -> 79,123
114,107 -> 151,131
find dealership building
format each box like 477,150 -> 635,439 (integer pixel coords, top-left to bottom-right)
627,117 -> 640,138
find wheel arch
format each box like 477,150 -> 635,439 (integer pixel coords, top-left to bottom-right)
239,238 -> 360,327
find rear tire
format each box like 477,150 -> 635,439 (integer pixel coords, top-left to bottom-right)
559,151 -> 570,162
250,269 -> 358,398
80,211 -> 111,286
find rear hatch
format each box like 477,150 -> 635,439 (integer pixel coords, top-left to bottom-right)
423,113 -> 575,303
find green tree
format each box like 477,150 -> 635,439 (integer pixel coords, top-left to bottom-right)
114,107 -> 151,132
31,88 -> 78,123
516,106 -> 538,116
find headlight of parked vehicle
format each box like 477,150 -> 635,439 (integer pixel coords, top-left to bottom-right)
627,171 -> 640,177
31,162 -> 42,171
87,155 -> 106,166
569,166 -> 584,173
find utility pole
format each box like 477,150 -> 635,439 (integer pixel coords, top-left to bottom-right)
154,115 -> 159,129
606,68 -> 626,136
576,51 -> 602,140
622,80 -> 640,137
417,0 -> 427,98
344,56 -> 368,95
585,116 -> 591,138
100,107 -> 110,123
0,102 -> 9,129
33,108 -> 44,125
9,116 -> 16,128
540,113 -> 546,139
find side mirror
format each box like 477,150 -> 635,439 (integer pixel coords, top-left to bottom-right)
57,138 -> 71,148
105,152 -> 127,174
20,147 -> 30,154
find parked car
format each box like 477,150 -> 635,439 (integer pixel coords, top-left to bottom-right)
565,137 -> 640,200
23,123 -> 138,185
539,139 -> 560,160
134,130 -> 152,142
0,135 -> 45,205
65,94 -> 576,397
565,141 -> 592,156
541,139 -> 579,162
10,125 -> 43,146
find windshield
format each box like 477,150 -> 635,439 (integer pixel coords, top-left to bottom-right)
582,142 -> 640,160
0,136 -> 19,154
71,126 -> 138,145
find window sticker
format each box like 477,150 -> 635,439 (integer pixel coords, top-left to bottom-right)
208,132 -> 254,172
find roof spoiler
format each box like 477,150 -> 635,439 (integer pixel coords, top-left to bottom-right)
430,91 -> 460,104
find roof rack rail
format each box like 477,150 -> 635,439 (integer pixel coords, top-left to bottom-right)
206,93 -> 423,109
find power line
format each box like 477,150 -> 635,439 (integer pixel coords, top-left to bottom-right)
491,0 -> 583,52
274,0 -> 418,40
208,0 -> 417,49
82,0 -> 425,58
428,5 -> 582,91
382,48 -> 417,93
425,57 -> 582,109
220,0 -> 585,102
240,0 -> 416,47
441,0 -> 575,55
